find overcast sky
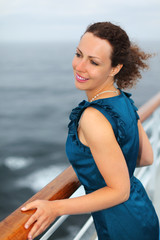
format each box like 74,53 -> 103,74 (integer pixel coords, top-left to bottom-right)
0,0 -> 160,42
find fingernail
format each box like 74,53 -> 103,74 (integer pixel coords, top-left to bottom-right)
21,207 -> 26,211
28,235 -> 32,240
25,224 -> 29,229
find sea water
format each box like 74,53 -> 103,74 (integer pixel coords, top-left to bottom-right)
0,41 -> 159,239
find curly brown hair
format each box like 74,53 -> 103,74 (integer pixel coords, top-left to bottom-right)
84,22 -> 152,89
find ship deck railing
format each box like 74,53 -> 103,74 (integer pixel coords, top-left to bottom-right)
0,92 -> 160,240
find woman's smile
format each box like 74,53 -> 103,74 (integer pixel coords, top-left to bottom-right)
76,73 -> 89,83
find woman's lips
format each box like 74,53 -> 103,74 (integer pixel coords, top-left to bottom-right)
76,73 -> 89,83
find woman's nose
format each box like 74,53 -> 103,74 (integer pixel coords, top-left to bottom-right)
76,59 -> 86,72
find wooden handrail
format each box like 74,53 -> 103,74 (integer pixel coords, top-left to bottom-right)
0,166 -> 80,240
0,91 -> 160,240
138,92 -> 160,122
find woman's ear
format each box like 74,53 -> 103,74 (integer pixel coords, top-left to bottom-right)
110,64 -> 123,76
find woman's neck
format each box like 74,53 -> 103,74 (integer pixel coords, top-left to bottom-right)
86,84 -> 118,102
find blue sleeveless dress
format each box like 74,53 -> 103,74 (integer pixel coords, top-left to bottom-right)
66,90 -> 159,240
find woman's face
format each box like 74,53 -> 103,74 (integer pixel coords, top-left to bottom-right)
72,32 -> 114,93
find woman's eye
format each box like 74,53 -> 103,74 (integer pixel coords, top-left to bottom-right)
91,60 -> 99,66
75,52 -> 81,58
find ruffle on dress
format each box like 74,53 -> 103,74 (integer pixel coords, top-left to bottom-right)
68,95 -> 131,150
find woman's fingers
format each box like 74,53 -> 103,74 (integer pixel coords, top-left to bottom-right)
27,216 -> 43,239
24,212 -> 39,230
28,218 -> 49,239
21,200 -> 39,212
21,201 -> 40,230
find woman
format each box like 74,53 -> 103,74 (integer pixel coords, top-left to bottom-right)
22,22 -> 159,240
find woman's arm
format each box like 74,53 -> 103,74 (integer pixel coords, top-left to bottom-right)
136,120 -> 154,167
22,107 -> 130,239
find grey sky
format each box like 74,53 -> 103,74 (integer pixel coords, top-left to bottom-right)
0,0 -> 160,42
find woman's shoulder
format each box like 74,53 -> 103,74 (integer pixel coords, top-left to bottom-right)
80,105 -> 112,129
78,106 -> 118,150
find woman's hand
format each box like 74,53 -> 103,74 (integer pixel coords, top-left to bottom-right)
21,200 -> 58,240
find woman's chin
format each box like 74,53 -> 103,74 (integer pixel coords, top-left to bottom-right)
75,80 -> 88,91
